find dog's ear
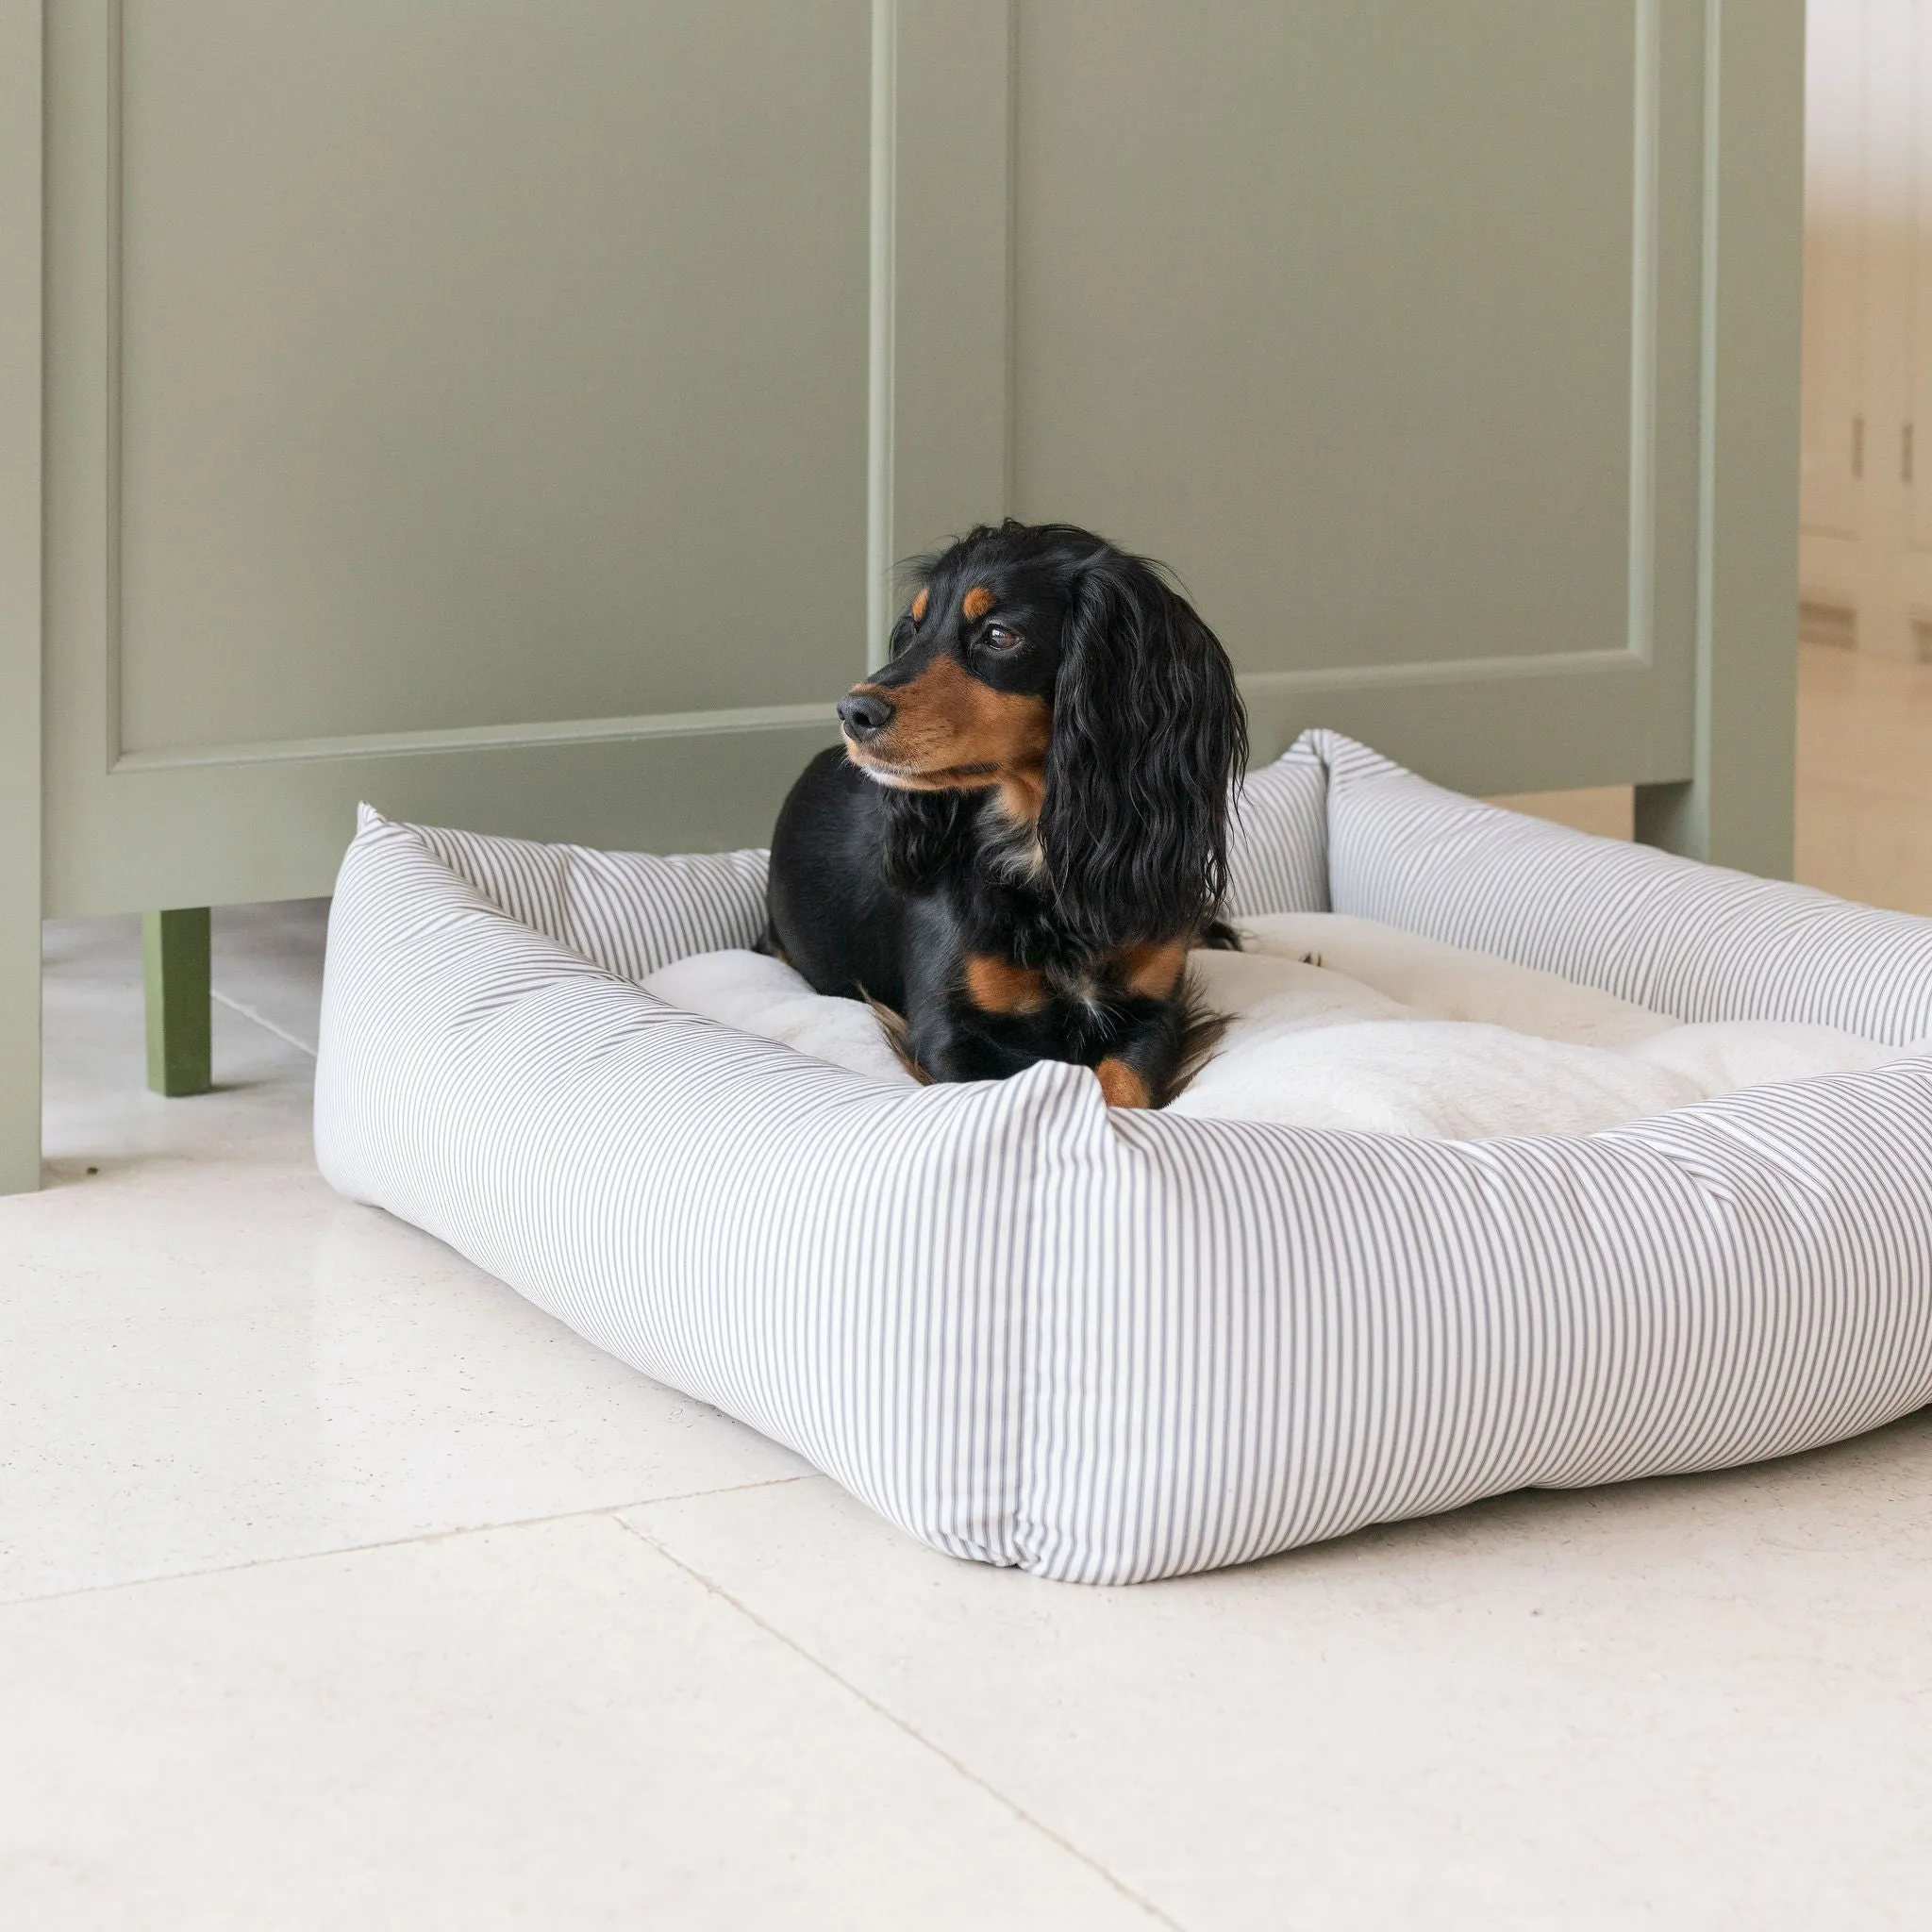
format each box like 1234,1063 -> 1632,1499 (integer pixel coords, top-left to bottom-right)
1040,553 -> 1248,948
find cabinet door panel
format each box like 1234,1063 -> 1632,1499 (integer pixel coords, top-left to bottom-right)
1012,2 -> 1635,682
113,2 -> 870,752
44,0 -> 869,912
32,0 -> 1800,919
887,1 -> 1786,808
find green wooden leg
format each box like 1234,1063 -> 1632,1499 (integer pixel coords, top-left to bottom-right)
143,908 -> 212,1098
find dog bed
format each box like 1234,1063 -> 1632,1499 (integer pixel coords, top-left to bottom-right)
315,731 -> 1932,1584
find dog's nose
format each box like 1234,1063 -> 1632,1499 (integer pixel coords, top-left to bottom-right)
838,691 -> 896,741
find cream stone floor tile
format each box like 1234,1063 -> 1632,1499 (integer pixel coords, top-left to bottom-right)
3,915 -> 802,1605
626,1416 -> 1932,1932
39,911 -> 320,1180
210,897 -> 331,1053
1796,642 -> 1932,917
0,1513 -> 1159,1930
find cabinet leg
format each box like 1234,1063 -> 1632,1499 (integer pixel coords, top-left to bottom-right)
143,908 -> 212,1098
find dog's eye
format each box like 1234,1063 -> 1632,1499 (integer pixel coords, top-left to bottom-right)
982,625 -> 1024,655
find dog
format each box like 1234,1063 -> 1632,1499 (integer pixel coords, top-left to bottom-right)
764,521 -> 1248,1108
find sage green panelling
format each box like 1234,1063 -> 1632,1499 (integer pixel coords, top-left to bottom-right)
43,0 -> 865,920
871,0 -> 1014,656
27,0 -> 1803,926
50,724 -> 842,921
1635,0 -> 1804,880
109,0 -> 871,754
868,0 -> 1806,816
0,0 -> 42,1194
1015,1 -> 1639,676
999,0 -> 1713,801
142,908 -> 210,1098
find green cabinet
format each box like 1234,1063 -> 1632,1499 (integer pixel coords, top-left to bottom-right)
0,2 -> 1805,1190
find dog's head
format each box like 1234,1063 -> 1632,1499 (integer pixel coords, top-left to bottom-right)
839,521 -> 1247,945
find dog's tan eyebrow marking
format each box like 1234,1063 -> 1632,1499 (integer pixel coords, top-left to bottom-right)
961,586 -> 995,622
909,586 -> 929,624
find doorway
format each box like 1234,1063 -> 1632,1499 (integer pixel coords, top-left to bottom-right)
1797,0 -> 1932,913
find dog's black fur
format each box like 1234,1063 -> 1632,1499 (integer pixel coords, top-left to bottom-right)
764,521 -> 1247,1108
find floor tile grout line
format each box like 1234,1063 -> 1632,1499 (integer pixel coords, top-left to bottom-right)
614,1514 -> 1187,1932
0,1474 -> 808,1612
210,986 -> 320,1059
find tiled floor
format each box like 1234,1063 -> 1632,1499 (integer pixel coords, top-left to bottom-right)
6,651 -> 1932,1927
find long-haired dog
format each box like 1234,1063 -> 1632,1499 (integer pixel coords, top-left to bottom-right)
765,521 -> 1248,1108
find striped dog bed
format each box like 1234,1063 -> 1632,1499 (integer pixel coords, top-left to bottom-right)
314,732 -> 1932,1585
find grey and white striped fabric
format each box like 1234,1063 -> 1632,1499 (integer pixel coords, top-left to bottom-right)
316,741 -> 1932,1584
407,818 -> 770,981
1224,733 -> 1329,919
1307,729 -> 1932,1045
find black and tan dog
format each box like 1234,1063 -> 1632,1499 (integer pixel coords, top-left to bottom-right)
765,520 -> 1247,1108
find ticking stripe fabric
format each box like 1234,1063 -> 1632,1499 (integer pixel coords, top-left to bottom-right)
1304,729 -> 1932,1046
408,817 -> 769,981
315,744 -> 1932,1584
1224,734 -> 1329,918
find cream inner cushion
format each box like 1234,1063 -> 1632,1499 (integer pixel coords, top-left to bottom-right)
640,911 -> 1902,1141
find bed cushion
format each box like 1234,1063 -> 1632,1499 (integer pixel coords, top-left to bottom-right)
315,733 -> 1932,1584
637,916 -> 1902,1140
